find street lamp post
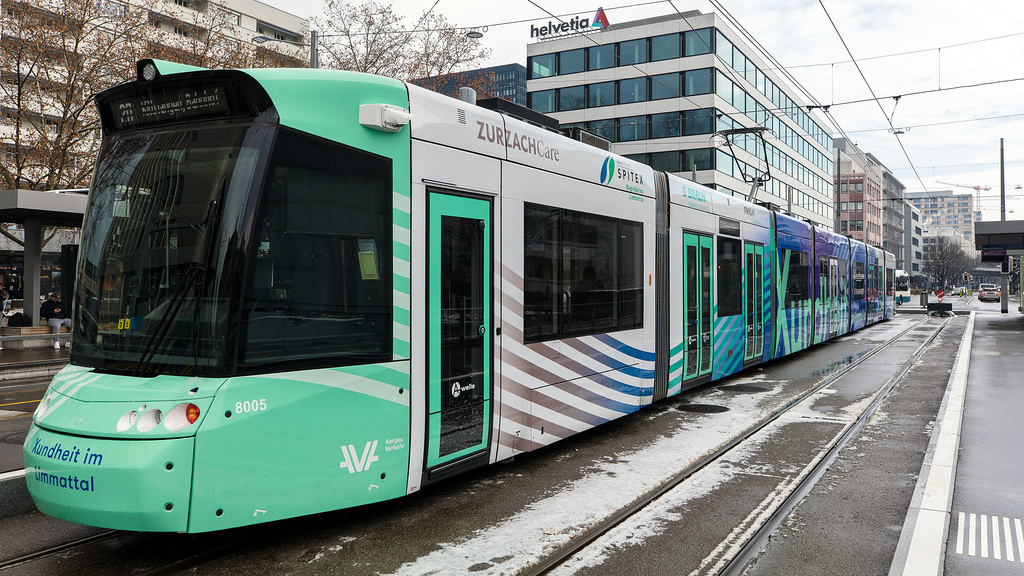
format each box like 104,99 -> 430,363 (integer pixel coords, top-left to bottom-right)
252,31 -> 318,68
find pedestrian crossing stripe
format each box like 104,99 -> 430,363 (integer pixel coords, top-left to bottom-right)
955,512 -> 1024,562
0,409 -> 25,418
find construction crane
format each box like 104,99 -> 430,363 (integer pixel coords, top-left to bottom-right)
936,180 -> 991,210
936,180 -> 991,193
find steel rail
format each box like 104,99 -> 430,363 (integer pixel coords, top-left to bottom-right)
524,316 -> 938,576
717,315 -> 953,575
0,530 -> 120,571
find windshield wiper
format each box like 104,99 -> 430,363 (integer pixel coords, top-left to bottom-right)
132,262 -> 205,377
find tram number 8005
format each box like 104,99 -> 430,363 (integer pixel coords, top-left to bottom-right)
235,399 -> 267,414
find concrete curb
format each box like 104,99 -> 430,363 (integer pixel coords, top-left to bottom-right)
888,312 -> 975,575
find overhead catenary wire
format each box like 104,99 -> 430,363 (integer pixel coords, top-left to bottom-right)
816,0 -> 929,195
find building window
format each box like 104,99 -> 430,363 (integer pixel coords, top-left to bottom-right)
618,115 -> 647,142
589,45 -> 615,70
529,54 -> 555,79
586,119 -> 615,142
559,48 -> 585,75
685,68 -> 713,96
558,85 -> 584,111
684,28 -> 713,56
651,33 -> 680,61
619,38 -> 647,65
649,151 -> 681,172
588,81 -> 615,108
650,112 -> 680,138
529,89 -> 555,113
650,72 -> 680,100
619,77 -> 647,103
683,148 -> 713,171
683,108 -> 712,135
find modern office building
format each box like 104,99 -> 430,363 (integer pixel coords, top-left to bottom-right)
412,63 -> 528,106
525,10 -> 834,228
905,190 -> 977,244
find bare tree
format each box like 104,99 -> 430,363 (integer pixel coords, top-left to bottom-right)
0,0 -> 158,191
314,0 -> 490,82
148,0 -> 307,69
922,235 -> 975,290
0,0 -> 301,253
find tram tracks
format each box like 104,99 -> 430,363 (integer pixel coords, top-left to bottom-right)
524,315 -> 950,576
0,317 -> 952,575
0,530 -> 119,571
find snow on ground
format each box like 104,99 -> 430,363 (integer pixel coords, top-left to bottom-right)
374,375 -> 785,576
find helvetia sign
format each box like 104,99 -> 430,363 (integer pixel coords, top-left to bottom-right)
530,7 -> 610,39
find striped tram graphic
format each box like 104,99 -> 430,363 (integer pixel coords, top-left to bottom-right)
955,512 -> 1024,562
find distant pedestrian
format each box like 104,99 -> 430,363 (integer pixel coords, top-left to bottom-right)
40,292 -> 71,349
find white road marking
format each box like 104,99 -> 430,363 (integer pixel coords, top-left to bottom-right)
970,513 -> 977,556
1017,518 -> 1024,563
956,512 -> 965,554
1005,517 -> 1014,562
993,515 -> 1001,560
955,513 -> 1024,563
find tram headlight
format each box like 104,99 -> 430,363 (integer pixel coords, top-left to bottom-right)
116,410 -> 139,432
164,403 -> 201,431
137,409 -> 163,432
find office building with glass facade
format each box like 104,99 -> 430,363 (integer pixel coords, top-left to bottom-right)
526,10 -> 834,228
412,63 -> 528,106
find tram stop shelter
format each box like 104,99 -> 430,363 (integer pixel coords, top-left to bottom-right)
0,189 -> 88,321
974,219 -> 1024,312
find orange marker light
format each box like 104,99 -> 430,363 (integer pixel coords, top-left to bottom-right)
185,404 -> 201,424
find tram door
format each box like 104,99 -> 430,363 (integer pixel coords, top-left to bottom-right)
828,257 -> 840,338
683,233 -> 713,380
426,192 -> 491,473
743,243 -> 764,362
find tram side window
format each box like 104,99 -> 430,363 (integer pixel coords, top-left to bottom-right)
853,261 -> 866,300
838,258 -> 848,300
523,203 -> 643,342
239,129 -> 393,370
783,249 -> 809,308
717,237 -> 742,316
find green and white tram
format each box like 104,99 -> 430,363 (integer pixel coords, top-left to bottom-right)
24,60 -> 890,533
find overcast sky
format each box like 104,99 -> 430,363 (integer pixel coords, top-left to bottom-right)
258,0 -> 1024,219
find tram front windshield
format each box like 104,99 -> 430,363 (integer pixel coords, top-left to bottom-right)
74,124 -> 267,376
75,120 -> 395,378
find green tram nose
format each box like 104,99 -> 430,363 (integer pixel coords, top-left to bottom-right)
23,366 -> 216,532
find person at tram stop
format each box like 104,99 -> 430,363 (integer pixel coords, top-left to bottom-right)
40,292 -> 71,349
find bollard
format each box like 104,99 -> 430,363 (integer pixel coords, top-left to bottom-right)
920,292 -> 928,307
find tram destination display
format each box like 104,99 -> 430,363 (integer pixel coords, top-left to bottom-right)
107,81 -> 233,130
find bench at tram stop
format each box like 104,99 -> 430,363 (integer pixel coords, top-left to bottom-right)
0,323 -> 70,349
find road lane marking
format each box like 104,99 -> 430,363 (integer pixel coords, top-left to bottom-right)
0,400 -> 37,408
